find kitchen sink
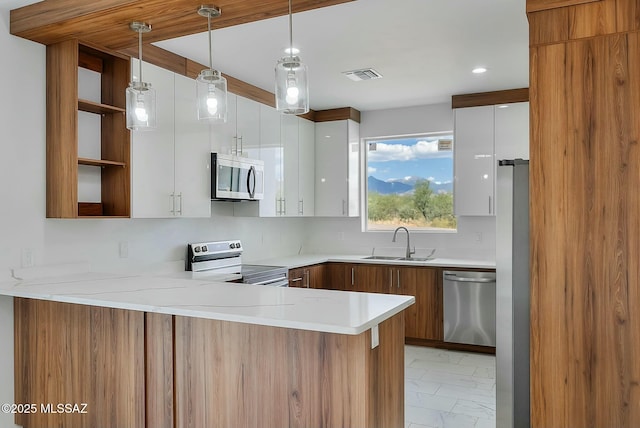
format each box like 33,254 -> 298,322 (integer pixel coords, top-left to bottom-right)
362,255 -> 402,260
361,255 -> 436,262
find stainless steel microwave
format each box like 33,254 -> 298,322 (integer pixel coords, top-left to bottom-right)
211,153 -> 264,201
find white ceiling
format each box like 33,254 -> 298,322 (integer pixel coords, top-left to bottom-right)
5,0 -> 529,112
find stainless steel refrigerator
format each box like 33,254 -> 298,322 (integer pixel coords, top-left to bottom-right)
496,159 -> 529,428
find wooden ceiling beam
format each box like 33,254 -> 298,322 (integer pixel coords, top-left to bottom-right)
10,0 -> 355,50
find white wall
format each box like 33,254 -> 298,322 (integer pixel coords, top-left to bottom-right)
304,103 -> 496,259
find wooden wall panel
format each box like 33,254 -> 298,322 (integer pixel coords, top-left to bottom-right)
90,306 -> 145,427
314,107 -> 361,123
529,8 -> 570,46
14,299 -> 145,428
529,29 -> 640,427
10,0 -> 355,50
46,40 -> 79,218
451,88 -> 529,109
567,0 -> 616,39
145,313 -> 175,428
174,313 -> 404,428
616,0 -> 640,31
14,298 -> 91,428
527,0 -> 601,13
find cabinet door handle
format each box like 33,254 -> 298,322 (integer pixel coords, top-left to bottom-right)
170,193 -> 175,215
342,199 -> 346,216
397,269 -> 400,289
389,269 -> 393,292
351,267 -> 355,287
177,192 -> 183,215
489,196 -> 492,214
304,269 -> 310,288
299,199 -> 304,215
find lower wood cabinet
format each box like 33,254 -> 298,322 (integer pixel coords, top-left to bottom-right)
14,298 -> 145,428
394,267 -> 442,341
313,263 -> 443,342
14,297 -> 405,428
288,264 -> 325,288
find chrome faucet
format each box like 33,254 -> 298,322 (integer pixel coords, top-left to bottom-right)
392,226 -> 415,259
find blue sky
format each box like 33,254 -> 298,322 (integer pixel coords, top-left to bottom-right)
367,135 -> 454,183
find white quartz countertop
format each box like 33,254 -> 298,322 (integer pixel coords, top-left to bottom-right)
0,271 -> 413,335
253,254 -> 496,270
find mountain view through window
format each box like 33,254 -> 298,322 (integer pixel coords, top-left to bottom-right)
365,133 -> 456,231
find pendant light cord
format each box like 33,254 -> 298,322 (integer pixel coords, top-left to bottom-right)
208,13 -> 213,70
138,29 -> 143,83
288,0 -> 293,61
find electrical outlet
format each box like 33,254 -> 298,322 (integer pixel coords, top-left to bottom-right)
119,241 -> 129,258
21,248 -> 35,268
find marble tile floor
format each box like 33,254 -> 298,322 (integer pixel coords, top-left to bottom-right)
404,345 -> 496,428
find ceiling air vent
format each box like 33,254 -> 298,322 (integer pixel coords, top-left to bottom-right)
342,68 -> 383,82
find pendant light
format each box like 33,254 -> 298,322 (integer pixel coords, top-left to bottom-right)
126,22 -> 156,130
275,0 -> 309,114
196,5 -> 227,123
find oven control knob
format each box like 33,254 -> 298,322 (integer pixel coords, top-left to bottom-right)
194,246 -> 201,253
235,242 -> 241,249
229,243 -> 236,249
201,245 -> 208,252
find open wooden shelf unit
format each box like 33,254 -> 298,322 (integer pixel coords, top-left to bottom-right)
46,39 -> 131,218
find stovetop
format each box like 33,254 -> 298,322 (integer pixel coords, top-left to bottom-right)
186,240 -> 288,285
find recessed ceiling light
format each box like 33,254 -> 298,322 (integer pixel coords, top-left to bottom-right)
472,67 -> 487,74
284,47 -> 300,55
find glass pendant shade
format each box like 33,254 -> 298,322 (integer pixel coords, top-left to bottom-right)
275,55 -> 309,114
196,5 -> 227,123
126,81 -> 156,130
126,22 -> 156,131
197,69 -> 227,122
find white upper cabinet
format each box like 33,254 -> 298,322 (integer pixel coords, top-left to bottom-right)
281,114 -> 300,216
131,60 -> 211,218
233,107 -> 315,218
258,104 -> 282,217
280,114 -> 316,217
131,60 -> 176,218
454,102 -> 529,217
235,96 -> 260,157
298,117 -> 315,217
494,101 -> 529,160
211,94 -> 261,156
454,105 -> 495,216
314,119 -> 360,217
173,73 -> 212,218
211,93 -> 237,155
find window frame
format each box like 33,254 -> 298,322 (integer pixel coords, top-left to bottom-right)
360,131 -> 457,233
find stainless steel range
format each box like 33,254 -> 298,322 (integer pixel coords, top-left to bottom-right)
185,240 -> 288,287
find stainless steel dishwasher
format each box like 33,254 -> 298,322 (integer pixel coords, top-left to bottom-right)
443,270 -> 496,347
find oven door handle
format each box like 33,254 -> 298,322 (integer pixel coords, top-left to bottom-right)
249,276 -> 288,287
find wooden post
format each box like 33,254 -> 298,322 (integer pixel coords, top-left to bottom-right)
528,0 -> 640,426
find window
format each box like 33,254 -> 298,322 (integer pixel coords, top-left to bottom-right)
364,132 -> 456,231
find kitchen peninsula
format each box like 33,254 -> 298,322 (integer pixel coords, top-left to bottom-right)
0,271 -> 412,428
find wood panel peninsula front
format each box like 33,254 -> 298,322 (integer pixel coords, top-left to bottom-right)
0,272 -> 413,428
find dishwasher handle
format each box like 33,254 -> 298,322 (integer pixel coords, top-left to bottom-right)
444,274 -> 495,283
